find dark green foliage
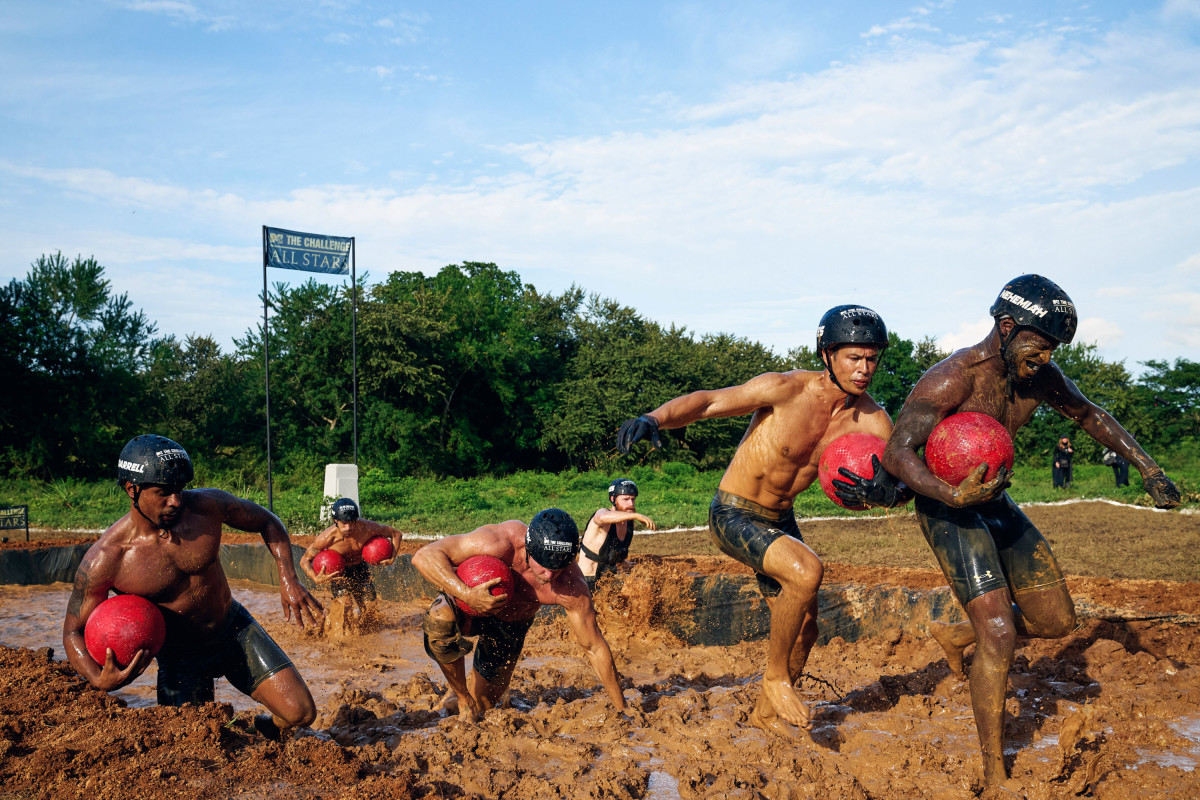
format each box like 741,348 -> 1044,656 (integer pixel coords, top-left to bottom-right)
1,253 -> 157,478
2,253 -> 1195,486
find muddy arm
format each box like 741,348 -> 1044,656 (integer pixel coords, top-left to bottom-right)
1040,369 -> 1179,508
62,549 -> 151,690
564,593 -> 627,710
207,489 -> 325,627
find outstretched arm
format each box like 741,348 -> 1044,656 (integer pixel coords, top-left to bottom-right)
590,509 -> 656,531
62,547 -> 152,690
1040,370 -> 1180,508
618,372 -> 793,453
207,489 -> 325,627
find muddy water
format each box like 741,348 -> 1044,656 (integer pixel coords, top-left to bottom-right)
0,580 -> 432,712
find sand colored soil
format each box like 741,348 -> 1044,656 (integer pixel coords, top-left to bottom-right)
2,504 -> 1198,798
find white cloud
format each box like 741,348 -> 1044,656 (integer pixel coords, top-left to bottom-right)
1096,286 -> 1138,298
1075,317 -> 1125,348
937,318 -> 994,353
1176,253 -> 1200,273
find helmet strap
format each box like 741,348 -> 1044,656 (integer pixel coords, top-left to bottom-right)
820,349 -> 857,409
130,485 -> 172,538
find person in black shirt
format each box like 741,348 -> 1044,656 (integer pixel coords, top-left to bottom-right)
1053,436 -> 1074,488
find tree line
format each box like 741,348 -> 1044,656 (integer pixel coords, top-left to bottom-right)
3,252 -> 1196,482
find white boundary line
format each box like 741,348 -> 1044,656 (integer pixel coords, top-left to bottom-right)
25,496 -> 1193,541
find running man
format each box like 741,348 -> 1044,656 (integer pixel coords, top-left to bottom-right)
881,274 -> 1181,786
578,477 -> 656,592
617,305 -> 910,736
300,497 -> 403,636
62,435 -> 325,739
411,509 -> 627,722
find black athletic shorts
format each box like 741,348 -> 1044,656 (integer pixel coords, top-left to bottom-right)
422,594 -> 536,686
915,492 -> 1067,607
156,600 -> 293,706
331,561 -> 377,603
708,489 -> 805,598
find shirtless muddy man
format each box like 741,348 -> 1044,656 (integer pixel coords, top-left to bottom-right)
62,435 -> 325,739
618,305 -> 910,736
883,275 -> 1181,786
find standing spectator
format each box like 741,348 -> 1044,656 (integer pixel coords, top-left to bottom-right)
1103,448 -> 1130,487
1053,436 -> 1074,488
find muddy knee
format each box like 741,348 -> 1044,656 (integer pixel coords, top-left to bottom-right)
422,598 -> 473,665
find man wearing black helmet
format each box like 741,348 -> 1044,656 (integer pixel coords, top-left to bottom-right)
617,305 -> 909,737
882,275 -> 1181,786
578,478 -> 656,592
412,509 -> 627,721
62,435 -> 325,739
300,497 -> 403,636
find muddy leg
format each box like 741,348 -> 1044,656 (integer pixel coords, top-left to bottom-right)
250,666 -> 316,738
749,536 -> 823,734
964,588 -> 1018,786
931,620 -> 975,676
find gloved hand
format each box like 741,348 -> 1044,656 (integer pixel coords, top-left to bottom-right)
1143,470 -> 1181,509
616,415 -> 662,454
832,455 -> 913,509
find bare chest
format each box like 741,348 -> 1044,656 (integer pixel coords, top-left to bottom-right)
112,534 -> 223,600
955,375 -> 1041,438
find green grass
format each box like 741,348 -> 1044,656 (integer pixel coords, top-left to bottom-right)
2,456 -> 1195,538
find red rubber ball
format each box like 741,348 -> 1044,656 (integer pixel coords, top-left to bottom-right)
818,432 -> 888,509
455,555 -> 515,617
313,549 -> 346,577
84,594 -> 166,668
362,536 -> 395,565
925,411 -> 1015,487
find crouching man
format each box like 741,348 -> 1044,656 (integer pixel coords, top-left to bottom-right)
411,509 -> 627,721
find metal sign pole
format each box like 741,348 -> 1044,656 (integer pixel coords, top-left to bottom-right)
351,238 -> 358,467
261,226 -> 273,513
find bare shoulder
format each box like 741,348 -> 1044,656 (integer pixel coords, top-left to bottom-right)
746,369 -> 814,402
79,518 -> 134,583
907,349 -> 976,406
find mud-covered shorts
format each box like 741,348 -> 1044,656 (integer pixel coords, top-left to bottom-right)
331,561 -> 377,604
915,492 -> 1067,608
422,594 -> 535,685
708,489 -> 804,598
156,600 -> 293,706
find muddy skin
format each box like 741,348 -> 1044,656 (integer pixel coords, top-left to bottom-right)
882,316 -> 1179,786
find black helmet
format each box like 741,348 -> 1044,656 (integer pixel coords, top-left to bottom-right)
815,305 -> 888,406
525,508 -> 580,570
116,435 -> 193,488
989,275 -> 1077,345
608,478 -> 638,500
816,305 -> 889,354
331,497 -> 359,522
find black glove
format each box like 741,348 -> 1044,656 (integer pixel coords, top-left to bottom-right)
1143,470 -> 1181,509
616,415 -> 662,454
832,455 -> 913,509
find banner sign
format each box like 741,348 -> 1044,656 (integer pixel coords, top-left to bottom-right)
0,505 -> 28,531
264,226 -> 352,275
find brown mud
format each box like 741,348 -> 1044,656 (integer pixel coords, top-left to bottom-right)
2,505 -> 1198,798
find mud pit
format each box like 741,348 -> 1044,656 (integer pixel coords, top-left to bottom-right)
2,504 -> 1199,799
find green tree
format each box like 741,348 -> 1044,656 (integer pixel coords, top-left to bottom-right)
0,253 -> 157,478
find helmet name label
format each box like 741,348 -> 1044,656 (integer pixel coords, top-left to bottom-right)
999,290 -> 1047,318
118,459 -> 145,473
541,539 -> 574,552
155,448 -> 188,460
838,307 -> 879,319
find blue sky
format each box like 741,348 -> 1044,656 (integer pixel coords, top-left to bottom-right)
3,0 -> 1199,373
